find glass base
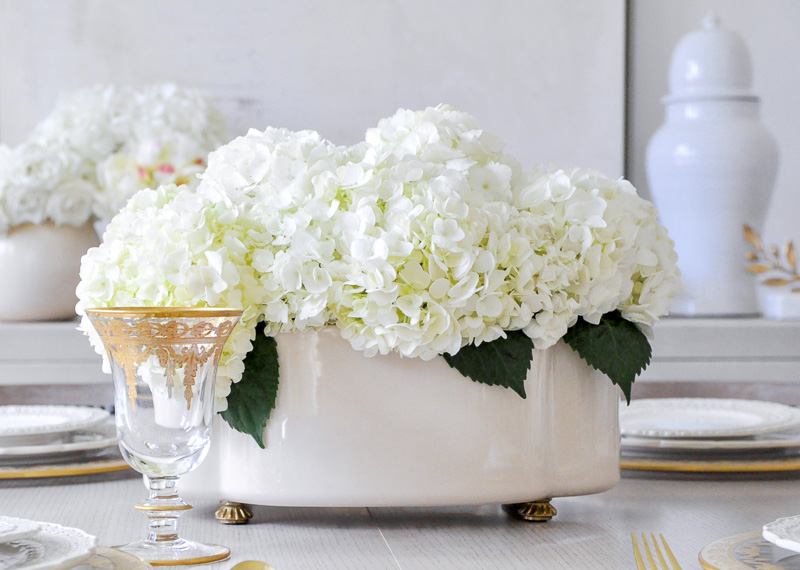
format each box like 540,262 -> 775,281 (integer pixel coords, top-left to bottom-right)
117,538 -> 230,566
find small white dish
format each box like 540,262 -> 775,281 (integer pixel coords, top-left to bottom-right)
0,517 -> 40,544
619,398 -> 800,439
763,515 -> 800,554
0,521 -> 97,570
0,419 -> 116,460
0,406 -> 110,447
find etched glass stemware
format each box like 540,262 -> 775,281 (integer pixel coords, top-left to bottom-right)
86,307 -> 242,566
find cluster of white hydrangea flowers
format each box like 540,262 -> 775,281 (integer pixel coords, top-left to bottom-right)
77,105 -> 681,410
513,165 -> 682,346
77,182 -> 266,409
0,84 -> 227,235
78,128 -> 348,410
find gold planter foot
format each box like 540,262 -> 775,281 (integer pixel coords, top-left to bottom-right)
503,499 -> 557,522
215,501 -> 253,525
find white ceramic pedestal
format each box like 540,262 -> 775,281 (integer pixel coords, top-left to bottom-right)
182,329 -> 620,508
0,223 -> 99,321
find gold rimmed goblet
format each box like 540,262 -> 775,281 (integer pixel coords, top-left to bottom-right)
85,307 -> 242,566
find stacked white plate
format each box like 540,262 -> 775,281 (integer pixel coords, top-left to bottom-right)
620,398 -> 800,470
0,406 -> 117,467
0,517 -> 97,570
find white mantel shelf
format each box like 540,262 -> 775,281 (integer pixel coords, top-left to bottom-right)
0,317 -> 798,387
0,319 -> 106,386
640,317 -> 800,383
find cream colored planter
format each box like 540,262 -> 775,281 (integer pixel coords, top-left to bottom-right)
0,223 -> 99,321
182,328 -> 620,507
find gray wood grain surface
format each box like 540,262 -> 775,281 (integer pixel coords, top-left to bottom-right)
2,473 -> 799,569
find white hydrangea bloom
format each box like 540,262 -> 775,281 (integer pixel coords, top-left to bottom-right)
0,84 -> 227,234
77,105 -> 681,409
77,183 -> 266,411
513,166 -> 681,347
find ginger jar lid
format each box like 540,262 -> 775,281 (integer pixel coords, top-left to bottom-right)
666,13 -> 756,101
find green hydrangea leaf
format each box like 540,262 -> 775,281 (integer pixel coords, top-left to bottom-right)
220,322 -> 279,448
443,330 -> 534,398
563,310 -> 651,404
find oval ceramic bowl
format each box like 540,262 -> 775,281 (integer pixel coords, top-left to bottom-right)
183,330 -> 620,507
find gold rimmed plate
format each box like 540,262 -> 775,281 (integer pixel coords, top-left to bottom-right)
699,531 -> 800,569
0,457 -> 130,480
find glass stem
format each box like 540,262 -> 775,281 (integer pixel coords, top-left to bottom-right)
139,476 -> 192,545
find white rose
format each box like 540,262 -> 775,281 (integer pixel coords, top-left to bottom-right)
5,142 -> 81,190
2,184 -> 50,226
45,179 -> 95,226
94,154 -> 147,218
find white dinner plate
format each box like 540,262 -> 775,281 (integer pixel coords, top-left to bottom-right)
619,398 -> 800,439
0,520 -> 97,570
764,515 -> 800,554
0,419 -> 117,460
0,517 -> 40,544
0,406 -> 110,446
0,405 -> 110,447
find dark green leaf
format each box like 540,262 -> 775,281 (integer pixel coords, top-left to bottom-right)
443,330 -> 534,398
219,322 -> 279,448
563,310 -> 651,404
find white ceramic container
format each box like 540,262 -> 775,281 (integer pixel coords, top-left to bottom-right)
182,328 -> 620,507
646,15 -> 779,316
0,223 -> 99,321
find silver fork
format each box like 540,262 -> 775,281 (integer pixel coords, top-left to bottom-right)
631,533 -> 682,569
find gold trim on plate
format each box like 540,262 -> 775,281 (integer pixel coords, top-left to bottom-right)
0,458 -> 130,479
621,457 -> 800,473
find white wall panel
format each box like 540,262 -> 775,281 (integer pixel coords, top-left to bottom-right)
0,0 -> 625,176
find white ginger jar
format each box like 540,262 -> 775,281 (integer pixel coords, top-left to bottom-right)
646,14 -> 779,316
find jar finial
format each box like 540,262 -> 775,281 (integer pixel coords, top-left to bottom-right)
703,11 -> 720,30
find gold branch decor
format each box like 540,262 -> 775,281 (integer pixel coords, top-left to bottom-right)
743,224 -> 800,292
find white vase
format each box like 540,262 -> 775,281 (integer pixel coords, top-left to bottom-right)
646,15 -> 779,316
181,329 -> 620,508
0,223 -> 100,321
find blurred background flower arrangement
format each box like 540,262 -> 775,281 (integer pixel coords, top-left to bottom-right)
0,83 -> 227,236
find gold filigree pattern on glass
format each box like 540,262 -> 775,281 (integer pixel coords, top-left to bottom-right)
88,313 -> 237,411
